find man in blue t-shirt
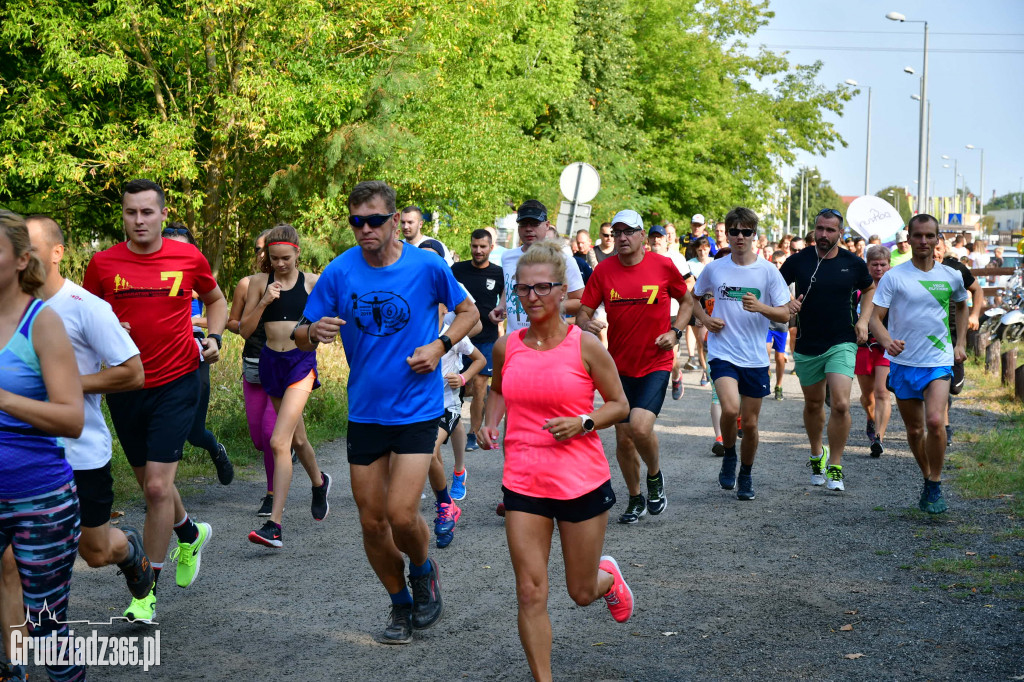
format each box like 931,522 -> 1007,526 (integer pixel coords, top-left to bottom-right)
294,181 -> 479,645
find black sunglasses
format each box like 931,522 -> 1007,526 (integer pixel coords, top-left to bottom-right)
348,212 -> 396,228
162,227 -> 190,237
816,208 -> 845,227
612,227 -> 644,237
727,228 -> 756,237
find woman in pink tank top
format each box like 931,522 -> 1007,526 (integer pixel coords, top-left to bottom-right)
477,240 -> 633,682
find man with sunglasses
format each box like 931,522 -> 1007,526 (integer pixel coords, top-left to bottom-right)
779,208 -> 874,492
83,179 -> 227,623
690,207 -> 794,501
294,180 -> 478,644
594,222 -> 617,263
577,210 -> 692,524
490,200 -> 584,333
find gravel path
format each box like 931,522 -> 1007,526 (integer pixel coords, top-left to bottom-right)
64,363 -> 1023,680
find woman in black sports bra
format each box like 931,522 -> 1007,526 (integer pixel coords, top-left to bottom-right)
240,224 -> 330,549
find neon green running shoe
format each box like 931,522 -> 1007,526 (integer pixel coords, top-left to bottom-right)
807,445 -> 828,486
124,590 -> 157,623
170,521 -> 212,588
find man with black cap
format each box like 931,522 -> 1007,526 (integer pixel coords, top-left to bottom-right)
577,210 -> 693,524
490,200 -> 585,333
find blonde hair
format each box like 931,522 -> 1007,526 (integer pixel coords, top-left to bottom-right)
516,239 -> 566,283
0,210 -> 46,296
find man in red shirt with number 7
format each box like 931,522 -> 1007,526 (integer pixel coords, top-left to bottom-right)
83,179 -> 227,623
576,209 -> 692,525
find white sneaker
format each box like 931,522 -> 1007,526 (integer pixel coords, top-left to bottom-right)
825,465 -> 845,491
807,445 -> 828,486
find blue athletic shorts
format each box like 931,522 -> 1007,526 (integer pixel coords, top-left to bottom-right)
766,330 -> 787,353
619,370 -> 670,421
888,364 -> 952,401
474,341 -> 494,377
708,358 -> 770,399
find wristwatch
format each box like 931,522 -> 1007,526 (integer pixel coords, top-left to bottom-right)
672,327 -> 684,341
579,414 -> 596,433
207,333 -> 223,350
439,334 -> 453,353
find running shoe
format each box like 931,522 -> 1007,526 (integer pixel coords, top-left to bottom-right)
870,438 -> 884,458
210,442 -> 234,485
700,372 -> 710,387
807,446 -> 828,486
117,526 -> 155,599
599,556 -> 634,623
450,470 -> 467,500
736,472 -> 755,500
382,603 -> 413,644
945,425 -> 953,447
123,589 -> 157,623
866,419 -> 877,443
646,471 -> 667,515
434,501 -> 462,536
923,481 -> 949,514
719,453 -> 737,490
618,495 -> 647,524
171,521 -> 212,587
825,465 -> 845,491
671,379 -> 683,400
683,358 -> 700,371
248,520 -> 283,548
496,502 -> 506,517
0,660 -> 27,681
257,493 -> 274,517
774,385 -> 784,401
465,433 -> 478,452
311,472 -> 331,521
410,558 -> 444,629
711,436 -> 725,457
918,480 -> 929,512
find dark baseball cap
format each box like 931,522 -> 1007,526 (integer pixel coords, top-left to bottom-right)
516,200 -> 547,223
648,225 -> 667,238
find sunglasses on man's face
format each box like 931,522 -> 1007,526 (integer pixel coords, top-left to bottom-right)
600,232 -> 613,238
162,227 -> 190,237
727,228 -> 756,238
348,212 -> 396,228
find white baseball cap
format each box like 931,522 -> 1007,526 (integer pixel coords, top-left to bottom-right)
896,230 -> 909,243
691,214 -> 706,225
611,209 -> 643,230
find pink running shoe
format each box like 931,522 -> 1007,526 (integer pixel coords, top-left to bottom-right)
599,555 -> 634,623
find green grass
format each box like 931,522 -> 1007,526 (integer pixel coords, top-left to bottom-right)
108,333 -> 349,505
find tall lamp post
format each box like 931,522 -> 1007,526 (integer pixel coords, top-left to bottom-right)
845,79 -> 872,195
965,144 -> 985,219
887,11 -> 929,214
941,155 -> 959,217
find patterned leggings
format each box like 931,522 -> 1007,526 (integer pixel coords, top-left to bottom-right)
0,482 -> 83,681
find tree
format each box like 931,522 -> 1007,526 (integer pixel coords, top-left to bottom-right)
786,168 -> 844,232
986,192 -> 1024,211
875,186 -> 913,226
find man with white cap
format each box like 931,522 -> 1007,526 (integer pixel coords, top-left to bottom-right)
681,213 -> 718,260
577,210 -> 693,524
890,229 -> 912,266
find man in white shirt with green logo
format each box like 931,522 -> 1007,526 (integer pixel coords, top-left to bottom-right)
870,214 -> 968,514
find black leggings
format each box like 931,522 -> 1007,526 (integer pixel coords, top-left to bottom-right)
188,360 -> 219,454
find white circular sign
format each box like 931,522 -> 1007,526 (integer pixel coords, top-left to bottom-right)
559,162 -> 601,204
846,195 -> 904,243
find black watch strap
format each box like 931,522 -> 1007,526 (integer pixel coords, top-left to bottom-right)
439,334 -> 453,353
208,333 -> 223,349
672,327 -> 683,340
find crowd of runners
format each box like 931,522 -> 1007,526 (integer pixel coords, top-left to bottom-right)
0,179 -> 973,681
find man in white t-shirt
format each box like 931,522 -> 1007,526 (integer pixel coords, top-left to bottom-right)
0,217 -> 153,636
691,207 -> 795,502
870,214 -> 968,515
648,224 -> 694,400
401,205 -> 453,264
490,200 -> 584,332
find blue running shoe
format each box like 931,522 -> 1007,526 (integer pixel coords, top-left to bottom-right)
450,470 -> 467,501
719,453 -> 737,490
434,501 -> 461,535
923,480 -> 948,514
737,473 -> 755,500
465,433 -> 478,452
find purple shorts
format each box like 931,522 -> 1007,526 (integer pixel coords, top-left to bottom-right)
258,346 -> 320,398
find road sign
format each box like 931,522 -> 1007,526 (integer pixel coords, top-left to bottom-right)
556,201 -> 592,237
559,162 -> 600,204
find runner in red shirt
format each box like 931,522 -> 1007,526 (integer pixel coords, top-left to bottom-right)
577,209 -> 692,525
83,179 -> 227,623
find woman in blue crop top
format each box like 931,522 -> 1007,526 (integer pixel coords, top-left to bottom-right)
239,224 -> 329,549
0,211 -> 85,681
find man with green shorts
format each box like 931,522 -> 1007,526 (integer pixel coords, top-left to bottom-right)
780,209 -> 874,491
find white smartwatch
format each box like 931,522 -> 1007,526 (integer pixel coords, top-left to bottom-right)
579,414 -> 596,433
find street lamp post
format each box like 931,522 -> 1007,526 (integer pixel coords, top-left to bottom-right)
846,79 -> 872,195
888,11 -> 929,214
966,144 -> 985,218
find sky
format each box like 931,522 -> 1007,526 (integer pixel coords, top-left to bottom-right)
752,0 -> 1024,204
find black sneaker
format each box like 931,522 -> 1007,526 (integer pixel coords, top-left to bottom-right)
210,443 -> 234,485
646,472 -> 667,515
410,558 -> 444,629
257,494 -> 274,517
382,603 -> 413,644
719,453 -> 737,490
311,472 -> 331,521
116,526 -> 155,599
618,494 -> 647,524
737,473 -> 755,500
248,521 -> 283,548
945,425 -> 953,447
870,438 -> 883,458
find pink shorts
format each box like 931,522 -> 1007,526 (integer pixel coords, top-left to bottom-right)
855,345 -> 889,376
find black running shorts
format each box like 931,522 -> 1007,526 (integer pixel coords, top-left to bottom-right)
502,480 -> 616,523
347,418 -> 438,466
618,370 -> 671,421
73,463 -> 115,528
106,370 -> 200,468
